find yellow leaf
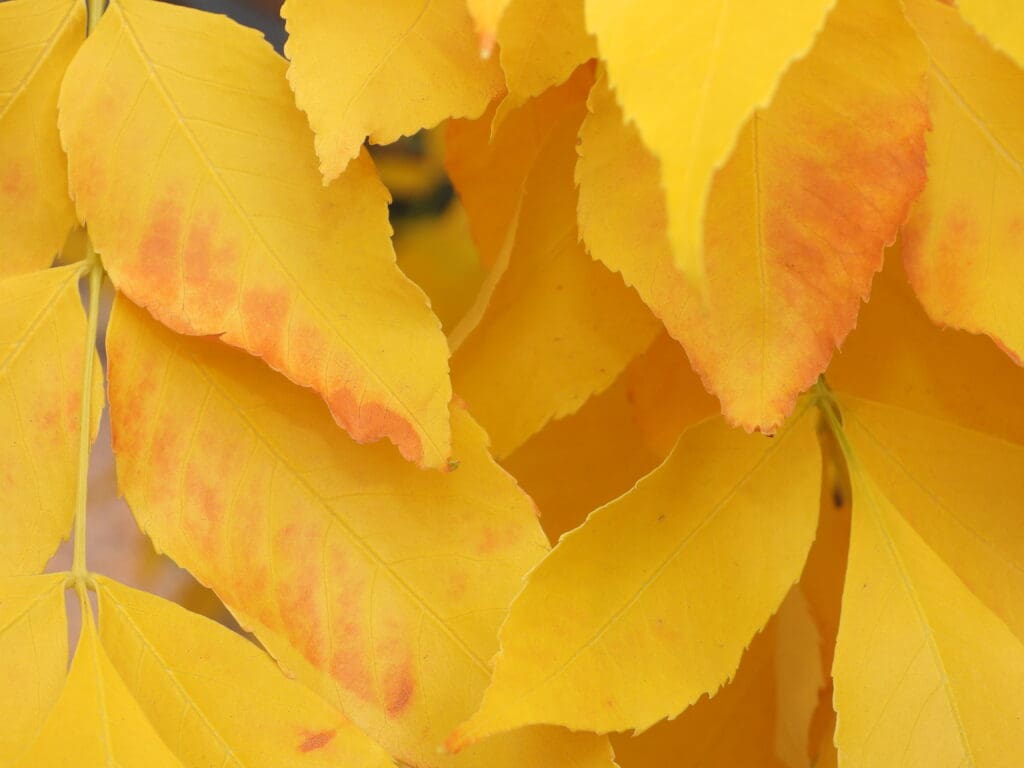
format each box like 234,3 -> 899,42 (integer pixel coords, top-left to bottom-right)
446,66 -> 592,268
0,265 -> 103,576
0,574 -> 67,764
450,69 -> 658,457
957,0 -> 1024,69
0,0 -> 81,278
58,0 -> 451,468
282,0 -> 503,182
493,0 -> 596,122
465,0 -> 512,53
577,0 -> 929,432
451,405 -> 821,741
584,0 -> 835,283
17,606 -> 184,768
830,450 -> 1024,766
902,0 -> 1024,365
95,577 -> 394,768
838,395 -> 1024,642
608,588 -> 820,768
106,296 -> 615,768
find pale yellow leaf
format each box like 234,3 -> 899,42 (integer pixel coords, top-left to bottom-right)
96,577 -> 394,768
902,0 -> 1024,365
584,0 -> 835,283
0,265 -> 103,576
106,297 -> 615,768
17,608 -> 184,768
283,0 -> 503,182
0,0 -> 81,278
0,574 -> 67,764
832,460 -> 1024,766
577,0 -> 928,432
451,406 -> 820,740
59,0 -> 451,467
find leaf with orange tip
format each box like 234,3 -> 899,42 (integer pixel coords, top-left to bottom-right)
0,0 -> 82,278
58,0 -> 452,467
901,0 -> 1024,366
95,577 -> 395,768
450,69 -> 658,457
466,0 -> 512,54
0,265 -> 103,576
576,0 -> 929,432
450,405 -> 820,742
584,0 -> 835,284
0,575 -> 67,764
283,0 -> 503,183
493,0 -> 596,122
106,296 -> 615,768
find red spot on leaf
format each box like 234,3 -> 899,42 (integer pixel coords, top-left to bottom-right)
298,729 -> 336,752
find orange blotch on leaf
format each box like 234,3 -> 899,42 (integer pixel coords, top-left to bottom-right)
298,729 -> 336,752
327,386 -> 423,464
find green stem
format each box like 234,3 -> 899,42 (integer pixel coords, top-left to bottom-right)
87,0 -> 107,34
70,254 -> 104,584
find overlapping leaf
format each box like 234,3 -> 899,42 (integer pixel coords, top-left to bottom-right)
58,0 -> 452,467
0,265 -> 103,576
956,0 -> 1024,68
283,0 -> 503,182
902,0 -> 1024,365
106,297 -> 614,768
0,0 -> 82,278
577,0 -> 929,432
584,0 -> 835,283
451,405 -> 821,741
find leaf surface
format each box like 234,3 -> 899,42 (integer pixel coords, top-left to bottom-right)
583,0 -> 835,282
0,265 -> 103,576
0,575 -> 67,764
283,0 -> 503,182
95,577 -> 394,768
957,0 -> 1024,68
106,297 -> 614,768
451,405 -> 820,740
465,0 -> 511,53
576,0 -> 929,432
831,447 -> 1024,766
17,609 -> 184,768
0,0 -> 81,278
59,0 -> 452,467
450,70 -> 658,457
902,0 -> 1024,365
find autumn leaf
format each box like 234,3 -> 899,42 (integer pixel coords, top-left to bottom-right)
955,0 -> 1024,68
106,296 -> 615,768
58,0 -> 452,467
465,0 -> 511,54
282,0 -> 503,182
0,575 -> 67,764
577,0 -> 929,433
902,0 -> 1024,365
0,0 -> 82,279
450,404 -> 821,742
0,265 -> 103,576
449,66 -> 658,457
584,0 -> 835,283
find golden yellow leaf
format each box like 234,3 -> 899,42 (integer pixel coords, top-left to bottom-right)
608,588 -> 820,768
902,0 -> 1024,365
451,405 -> 820,741
0,265 -> 103,576
446,65 -> 592,268
450,69 -> 657,457
577,0 -> 928,432
465,0 -> 512,53
956,0 -> 1024,69
106,296 -> 614,768
584,0 -> 835,283
0,0 -> 81,278
831,454 -> 1024,766
17,604 -> 184,768
838,395 -> 1024,642
58,0 -> 451,468
0,574 -> 67,764
493,0 -> 596,122
283,0 -> 503,182
95,577 -> 394,768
